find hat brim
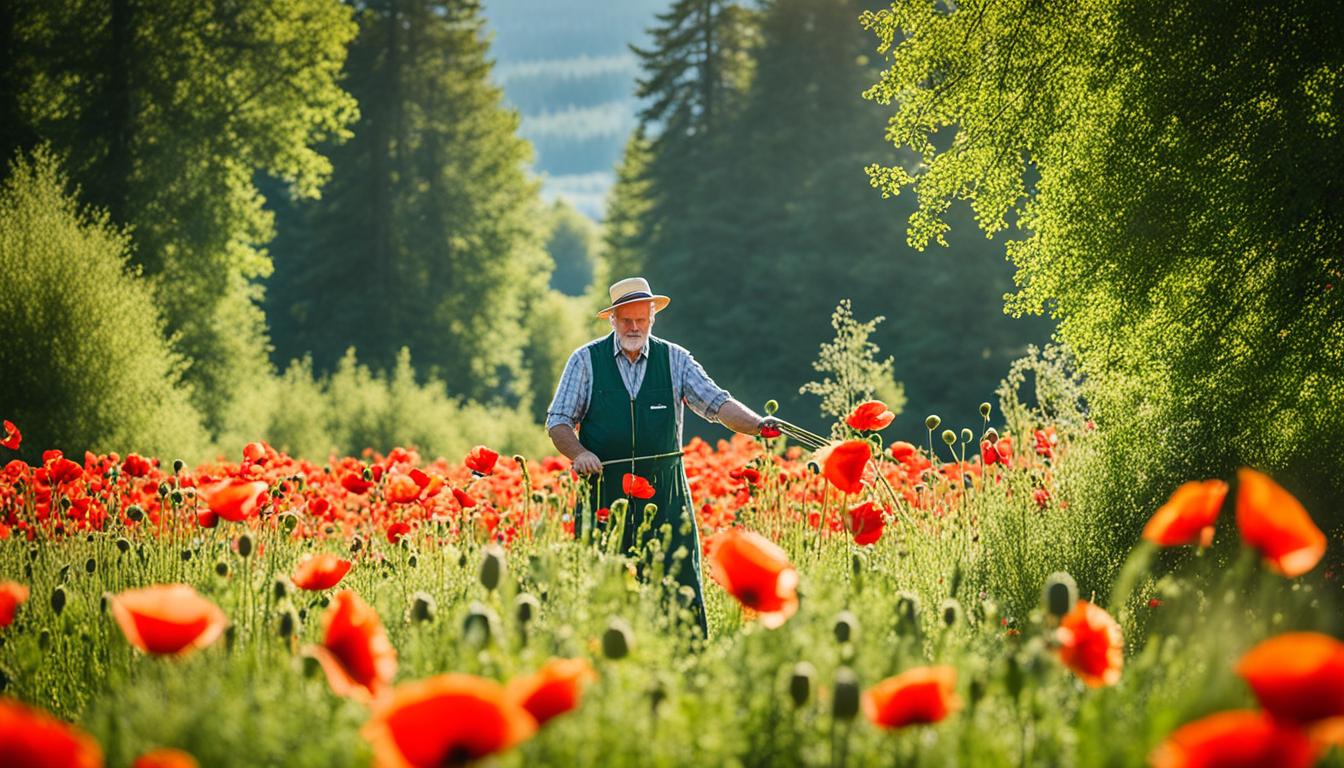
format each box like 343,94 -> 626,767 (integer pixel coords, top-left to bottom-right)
597,295 -> 670,319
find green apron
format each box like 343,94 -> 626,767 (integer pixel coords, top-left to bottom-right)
574,333 -> 707,638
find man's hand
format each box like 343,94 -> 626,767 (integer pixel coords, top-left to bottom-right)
757,416 -> 782,438
572,450 -> 603,475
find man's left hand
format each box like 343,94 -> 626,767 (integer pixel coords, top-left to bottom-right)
757,416 -> 782,438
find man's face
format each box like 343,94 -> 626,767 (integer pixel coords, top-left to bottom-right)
611,301 -> 655,354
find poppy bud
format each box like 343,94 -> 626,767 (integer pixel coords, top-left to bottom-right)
170,490 -> 183,505
181,549 -> 192,562
237,533 -> 254,559
832,668 -> 860,721
301,652 -> 322,678
1042,572 -> 1077,619
411,592 -> 436,623
611,498 -> 629,516
979,402 -> 992,418
969,674 -> 986,707
278,607 -> 298,638
941,430 -> 956,446
985,428 -> 999,443
281,514 -> 298,533
648,680 -> 668,714
361,467 -> 372,481
895,591 -> 921,637
158,482 -> 171,497
833,611 -> 858,644
173,459 -> 185,474
39,629 -> 51,649
408,554 -> 418,569
765,399 -> 779,415
479,544 -> 505,592
349,536 -> 362,554
960,428 -> 973,443
60,497 -> 72,511
603,618 -> 634,659
126,505 -> 143,522
215,561 -> 229,577
84,557 -> 96,575
462,602 -> 494,646
50,585 -> 66,615
515,593 -> 540,625
643,503 -> 659,517
925,415 -> 941,430
789,661 -> 815,707
940,598 -> 963,627
271,577 -> 291,600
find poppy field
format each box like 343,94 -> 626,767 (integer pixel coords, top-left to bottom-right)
0,400 -> 1341,768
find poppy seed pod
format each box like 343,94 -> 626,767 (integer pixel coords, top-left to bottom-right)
170,490 -> 183,505
411,592 -> 436,623
940,598 -> 964,628
281,514 -> 298,533
462,602 -> 494,645
215,561 -> 229,577
960,428 -> 973,444
173,459 -> 185,474
84,557 -> 96,575
515,593 -> 540,625
980,402 -> 992,418
126,505 -> 144,522
361,466 -> 372,481
479,544 -> 505,592
278,607 -> 298,638
941,429 -> 957,446
50,585 -> 66,615
833,611 -> 859,644
789,661 -> 816,707
158,482 -> 171,497
237,533 -> 254,559
765,399 -> 779,415
602,618 -> 634,660
273,577 -> 290,600
985,428 -> 999,443
925,415 -> 941,430
895,591 -> 922,636
350,536 -> 363,554
181,549 -> 192,562
408,554 -> 418,569
832,667 -> 860,721
1042,572 -> 1078,620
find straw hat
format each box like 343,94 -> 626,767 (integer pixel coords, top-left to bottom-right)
597,277 -> 671,319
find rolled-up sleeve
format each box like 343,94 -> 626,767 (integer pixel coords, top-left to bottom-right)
545,348 -> 591,430
676,346 -> 732,423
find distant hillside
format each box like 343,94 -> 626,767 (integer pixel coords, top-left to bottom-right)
483,0 -> 668,219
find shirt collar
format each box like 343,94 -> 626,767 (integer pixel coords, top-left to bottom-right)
610,332 -> 650,362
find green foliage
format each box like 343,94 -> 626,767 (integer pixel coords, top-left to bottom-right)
520,292 -> 594,423
799,299 -> 905,432
862,0 -> 1344,532
545,200 -> 601,297
0,148 -> 209,461
1,0 -> 360,438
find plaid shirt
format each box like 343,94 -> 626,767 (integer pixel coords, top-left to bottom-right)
545,333 -> 732,443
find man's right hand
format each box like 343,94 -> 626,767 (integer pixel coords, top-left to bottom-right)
572,451 -> 603,475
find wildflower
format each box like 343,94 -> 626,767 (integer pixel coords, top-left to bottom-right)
0,420 -> 20,451
132,747 -> 198,768
0,581 -> 29,629
0,697 -> 103,768
980,440 -> 998,466
452,488 -> 477,509
341,472 -> 374,495
200,479 -> 269,522
707,527 -> 799,629
819,440 -> 871,494
729,466 -> 761,486
1033,488 -> 1051,508
1149,710 -> 1316,768
862,666 -> 961,728
110,584 -> 228,656
889,441 -> 918,462
1142,480 -> 1228,548
386,522 -> 411,545
47,456 -> 83,486
1056,600 -> 1123,687
362,674 -> 535,767
121,453 -> 152,478
845,501 -> 885,546
1236,632 -> 1344,725
465,445 -> 500,476
846,400 -> 895,432
622,473 -> 655,500
385,474 -> 421,504
292,553 -> 353,591
506,658 -> 598,726
1235,468 -> 1325,577
306,590 -> 397,702
1033,427 -> 1057,459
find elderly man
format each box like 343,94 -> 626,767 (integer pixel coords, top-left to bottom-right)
546,277 -> 777,638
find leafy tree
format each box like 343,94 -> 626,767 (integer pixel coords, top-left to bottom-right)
800,299 -> 906,434
0,148 -> 208,461
545,199 -> 601,296
863,0 -> 1344,532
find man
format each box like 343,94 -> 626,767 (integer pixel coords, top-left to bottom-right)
546,277 -> 777,638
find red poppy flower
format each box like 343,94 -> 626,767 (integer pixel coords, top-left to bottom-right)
1235,468 -> 1325,578
110,584 -> 228,656
1142,480 -> 1228,548
759,425 -> 781,438
242,441 -> 268,464
1,581 -> 30,629
1236,632 -> 1344,725
506,657 -> 598,726
1033,427 -> 1057,459
121,453 -> 152,478
622,473 -> 655,500
979,440 -> 998,466
862,666 -> 961,728
409,469 -> 444,499
1033,488 -> 1051,508
995,435 -> 1013,465
48,457 -> 83,486
386,522 -> 411,545
708,527 -> 799,629
133,747 -> 199,768
889,441 -> 918,462
0,697 -> 103,768
846,501 -> 885,546
729,467 -> 761,486
292,553 -> 353,591
307,590 -> 398,702
465,446 -> 500,476
0,420 -> 19,451
819,440 -> 871,494
385,474 -> 422,505
595,507 -> 610,524
1149,710 -> 1317,768
362,674 -> 536,766
1055,600 -> 1123,687
200,479 -> 269,523
846,400 -> 895,432
341,472 -> 374,495
452,488 -> 477,509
